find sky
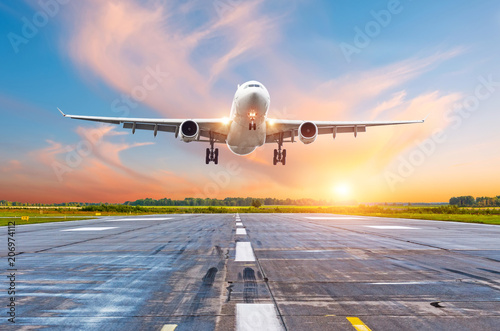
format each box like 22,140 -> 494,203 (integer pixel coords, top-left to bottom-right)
1,0 -> 499,204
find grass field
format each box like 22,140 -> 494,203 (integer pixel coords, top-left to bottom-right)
1,205 -> 499,226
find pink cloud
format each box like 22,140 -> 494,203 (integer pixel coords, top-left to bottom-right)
0,126 -> 197,203
64,0 -> 277,118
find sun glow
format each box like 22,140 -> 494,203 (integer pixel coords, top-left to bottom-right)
333,183 -> 351,199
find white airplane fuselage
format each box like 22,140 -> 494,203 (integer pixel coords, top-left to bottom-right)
226,80 -> 270,155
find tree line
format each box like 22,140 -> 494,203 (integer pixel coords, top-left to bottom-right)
0,200 -> 104,207
0,197 -> 331,207
123,197 -> 331,207
449,195 -> 500,207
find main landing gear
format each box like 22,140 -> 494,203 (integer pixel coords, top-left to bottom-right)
249,122 -> 256,130
206,133 -> 219,165
273,133 -> 286,165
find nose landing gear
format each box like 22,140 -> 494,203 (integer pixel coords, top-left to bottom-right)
248,111 -> 256,130
205,133 -> 219,165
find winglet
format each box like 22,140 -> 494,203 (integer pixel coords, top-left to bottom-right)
423,113 -> 430,122
57,107 -> 66,117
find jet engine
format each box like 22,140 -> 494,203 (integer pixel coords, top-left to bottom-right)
298,121 -> 318,144
179,120 -> 199,142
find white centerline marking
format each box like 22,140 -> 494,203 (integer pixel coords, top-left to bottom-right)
305,216 -> 365,220
61,227 -> 117,232
236,222 -> 243,227
236,304 -> 284,331
370,281 -> 433,285
365,226 -> 419,230
235,242 -> 255,261
236,228 -> 247,235
107,218 -> 172,222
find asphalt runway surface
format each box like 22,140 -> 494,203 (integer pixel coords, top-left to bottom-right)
1,214 -> 500,330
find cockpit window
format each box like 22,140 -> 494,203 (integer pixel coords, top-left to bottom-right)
243,83 -> 262,89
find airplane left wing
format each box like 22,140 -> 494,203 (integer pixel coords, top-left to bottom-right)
265,118 -> 426,143
58,108 -> 229,143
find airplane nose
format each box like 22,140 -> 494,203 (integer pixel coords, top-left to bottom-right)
247,92 -> 260,108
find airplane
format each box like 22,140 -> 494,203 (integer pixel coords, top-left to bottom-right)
58,80 -> 425,165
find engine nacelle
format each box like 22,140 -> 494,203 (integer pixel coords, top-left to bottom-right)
298,122 -> 318,144
179,120 -> 200,142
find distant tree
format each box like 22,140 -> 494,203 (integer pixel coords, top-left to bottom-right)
450,196 -> 475,206
251,199 -> 262,208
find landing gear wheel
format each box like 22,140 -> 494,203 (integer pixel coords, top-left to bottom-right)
206,132 -> 219,165
272,133 -> 286,165
249,123 -> 252,130
253,123 -> 256,130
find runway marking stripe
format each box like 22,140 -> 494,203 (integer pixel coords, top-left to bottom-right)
370,281 -> 431,285
236,228 -> 247,235
236,304 -> 283,331
346,317 -> 372,331
161,324 -> 177,331
108,218 -> 173,222
235,242 -> 255,261
61,227 -> 117,232
305,217 -> 365,220
365,226 -> 419,229
236,222 -> 243,226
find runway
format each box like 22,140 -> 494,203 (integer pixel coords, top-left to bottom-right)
1,214 -> 500,330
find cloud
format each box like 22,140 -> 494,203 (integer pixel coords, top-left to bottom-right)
64,0 -> 278,117
0,126 -> 196,203
370,90 -> 407,119
21,1 -> 468,203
